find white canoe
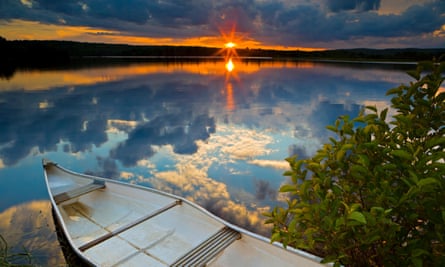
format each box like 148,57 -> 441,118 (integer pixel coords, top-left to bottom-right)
43,160 -> 323,266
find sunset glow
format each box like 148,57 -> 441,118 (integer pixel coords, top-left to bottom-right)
0,19 -> 325,51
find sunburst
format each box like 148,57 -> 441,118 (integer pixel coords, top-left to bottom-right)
216,24 -> 241,60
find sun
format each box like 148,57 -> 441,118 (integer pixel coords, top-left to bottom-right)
225,42 -> 236,48
223,41 -> 237,61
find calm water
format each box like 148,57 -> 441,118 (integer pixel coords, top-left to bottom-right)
0,59 -> 414,265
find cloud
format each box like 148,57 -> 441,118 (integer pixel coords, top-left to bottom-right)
110,113 -> 216,167
0,90 -> 108,165
288,144 -> 309,159
254,179 -> 277,201
1,0 -> 443,48
248,159 -> 290,170
20,0 -> 33,8
326,0 -> 381,12
257,0 -> 445,47
146,163 -> 273,236
85,156 -> 120,179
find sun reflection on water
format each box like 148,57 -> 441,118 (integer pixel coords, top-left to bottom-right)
225,82 -> 235,111
225,58 -> 235,72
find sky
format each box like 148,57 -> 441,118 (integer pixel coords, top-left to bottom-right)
0,0 -> 444,50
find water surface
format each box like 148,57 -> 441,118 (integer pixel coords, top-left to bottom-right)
0,59 -> 413,265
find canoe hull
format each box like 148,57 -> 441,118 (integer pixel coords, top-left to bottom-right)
43,160 -> 323,266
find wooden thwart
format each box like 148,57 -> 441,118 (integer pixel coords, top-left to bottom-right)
78,199 -> 182,252
171,226 -> 241,266
54,181 -> 105,204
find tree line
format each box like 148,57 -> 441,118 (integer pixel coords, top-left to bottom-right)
2,36 -> 445,64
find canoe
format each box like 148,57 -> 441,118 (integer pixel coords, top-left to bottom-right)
43,160 -> 323,266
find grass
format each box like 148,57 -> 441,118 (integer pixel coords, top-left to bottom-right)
0,234 -> 33,266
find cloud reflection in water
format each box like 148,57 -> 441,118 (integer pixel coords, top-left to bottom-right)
0,201 -> 65,266
0,60 -> 411,239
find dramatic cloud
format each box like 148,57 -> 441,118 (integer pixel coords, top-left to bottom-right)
326,0 -> 381,12
0,0 -> 443,48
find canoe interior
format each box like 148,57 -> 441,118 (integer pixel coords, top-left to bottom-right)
44,162 -> 322,266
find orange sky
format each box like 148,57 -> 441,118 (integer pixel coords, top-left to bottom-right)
0,19 -> 324,51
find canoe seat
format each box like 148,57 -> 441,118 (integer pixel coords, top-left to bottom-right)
171,226 -> 241,266
54,180 -> 105,204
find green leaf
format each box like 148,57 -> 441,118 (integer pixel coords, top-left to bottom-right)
408,170 -> 419,184
407,70 -> 420,80
357,154 -> 370,167
351,164 -> 368,175
289,218 -> 298,232
326,125 -> 338,132
411,257 -> 423,267
350,203 -> 362,212
418,61 -> 434,71
270,232 -> 281,243
364,113 -> 378,121
391,149 -> 413,160
283,170 -> 293,176
365,105 -> 377,112
412,248 -> 429,257
341,144 -> 354,150
370,207 -> 384,215
280,184 -> 297,193
329,137 -> 338,145
336,149 -> 346,161
386,87 -> 403,96
348,211 -> 367,224
321,255 -> 339,264
335,217 -> 345,229
380,108 -> 388,121
307,162 -> 321,171
417,177 -> 440,188
425,136 -> 445,149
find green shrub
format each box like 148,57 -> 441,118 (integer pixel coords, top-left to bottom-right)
265,60 -> 445,267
